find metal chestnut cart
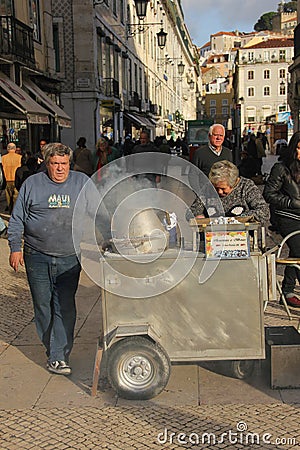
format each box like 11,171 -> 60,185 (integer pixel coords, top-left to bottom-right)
91,217 -> 276,400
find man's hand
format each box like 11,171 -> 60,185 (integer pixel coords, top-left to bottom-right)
291,198 -> 300,209
9,251 -> 24,272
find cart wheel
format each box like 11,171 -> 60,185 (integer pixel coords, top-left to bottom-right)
227,360 -> 255,379
107,336 -> 171,400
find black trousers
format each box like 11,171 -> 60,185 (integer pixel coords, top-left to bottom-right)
276,215 -> 300,295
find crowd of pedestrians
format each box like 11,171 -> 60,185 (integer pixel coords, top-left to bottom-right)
0,132 -> 188,209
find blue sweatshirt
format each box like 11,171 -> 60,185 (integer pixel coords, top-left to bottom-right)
8,171 -> 102,256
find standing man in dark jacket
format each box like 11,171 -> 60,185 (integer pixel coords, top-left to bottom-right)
191,124 -> 232,177
189,123 -> 232,194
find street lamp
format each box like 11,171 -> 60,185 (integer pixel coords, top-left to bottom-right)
188,79 -> 195,90
158,57 -> 185,75
177,61 -> 185,76
126,0 -> 167,48
173,62 -> 185,83
134,0 -> 149,19
156,28 -> 168,49
279,79 -> 288,111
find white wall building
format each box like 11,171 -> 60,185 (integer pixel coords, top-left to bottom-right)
51,0 -> 198,149
235,37 -> 294,134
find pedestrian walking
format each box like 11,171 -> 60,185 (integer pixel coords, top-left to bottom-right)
1,142 -> 22,213
8,142 -> 103,375
36,139 -> 48,173
94,137 -> 119,180
245,133 -> 261,179
159,138 -> 171,175
73,137 -> 94,176
131,130 -> 161,186
15,152 -> 38,191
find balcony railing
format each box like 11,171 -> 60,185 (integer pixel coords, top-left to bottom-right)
0,16 -> 35,65
129,91 -> 141,109
102,78 -> 120,98
150,102 -> 159,115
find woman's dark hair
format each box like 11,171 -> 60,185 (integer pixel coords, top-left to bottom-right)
281,131 -> 300,183
27,157 -> 38,172
21,151 -> 33,166
76,137 -> 86,147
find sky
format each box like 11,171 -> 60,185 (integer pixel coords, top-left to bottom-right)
181,0 -> 281,47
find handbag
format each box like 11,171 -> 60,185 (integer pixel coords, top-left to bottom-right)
0,163 -> 6,190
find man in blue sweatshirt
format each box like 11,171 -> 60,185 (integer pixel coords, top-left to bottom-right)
8,143 -> 105,376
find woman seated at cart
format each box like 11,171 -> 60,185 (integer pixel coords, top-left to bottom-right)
186,160 -> 270,224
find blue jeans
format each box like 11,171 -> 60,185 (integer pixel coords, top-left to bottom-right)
24,246 -> 81,363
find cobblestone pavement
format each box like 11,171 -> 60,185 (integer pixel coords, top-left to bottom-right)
1,179 -> 300,449
0,404 -> 299,449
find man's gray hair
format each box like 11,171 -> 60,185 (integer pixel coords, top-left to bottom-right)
7,142 -> 16,151
44,143 -> 73,164
208,123 -> 225,136
209,160 -> 239,188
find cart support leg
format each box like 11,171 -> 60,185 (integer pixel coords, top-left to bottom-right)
91,338 -> 103,397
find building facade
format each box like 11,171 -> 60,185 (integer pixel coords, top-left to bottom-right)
272,1 -> 297,37
233,38 -> 294,137
51,0 -> 198,150
0,0 -> 71,153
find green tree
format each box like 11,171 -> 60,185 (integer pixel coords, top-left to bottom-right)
283,1 -> 297,12
254,12 -> 277,31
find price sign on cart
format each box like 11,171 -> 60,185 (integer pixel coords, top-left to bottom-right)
205,230 -> 250,259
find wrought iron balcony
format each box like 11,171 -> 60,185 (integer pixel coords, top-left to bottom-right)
102,78 -> 120,98
0,16 -> 35,66
129,91 -> 141,109
150,102 -> 159,115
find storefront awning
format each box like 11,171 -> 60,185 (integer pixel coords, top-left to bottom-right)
23,79 -> 72,128
124,112 -> 154,129
0,72 -> 50,124
141,116 -> 155,128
